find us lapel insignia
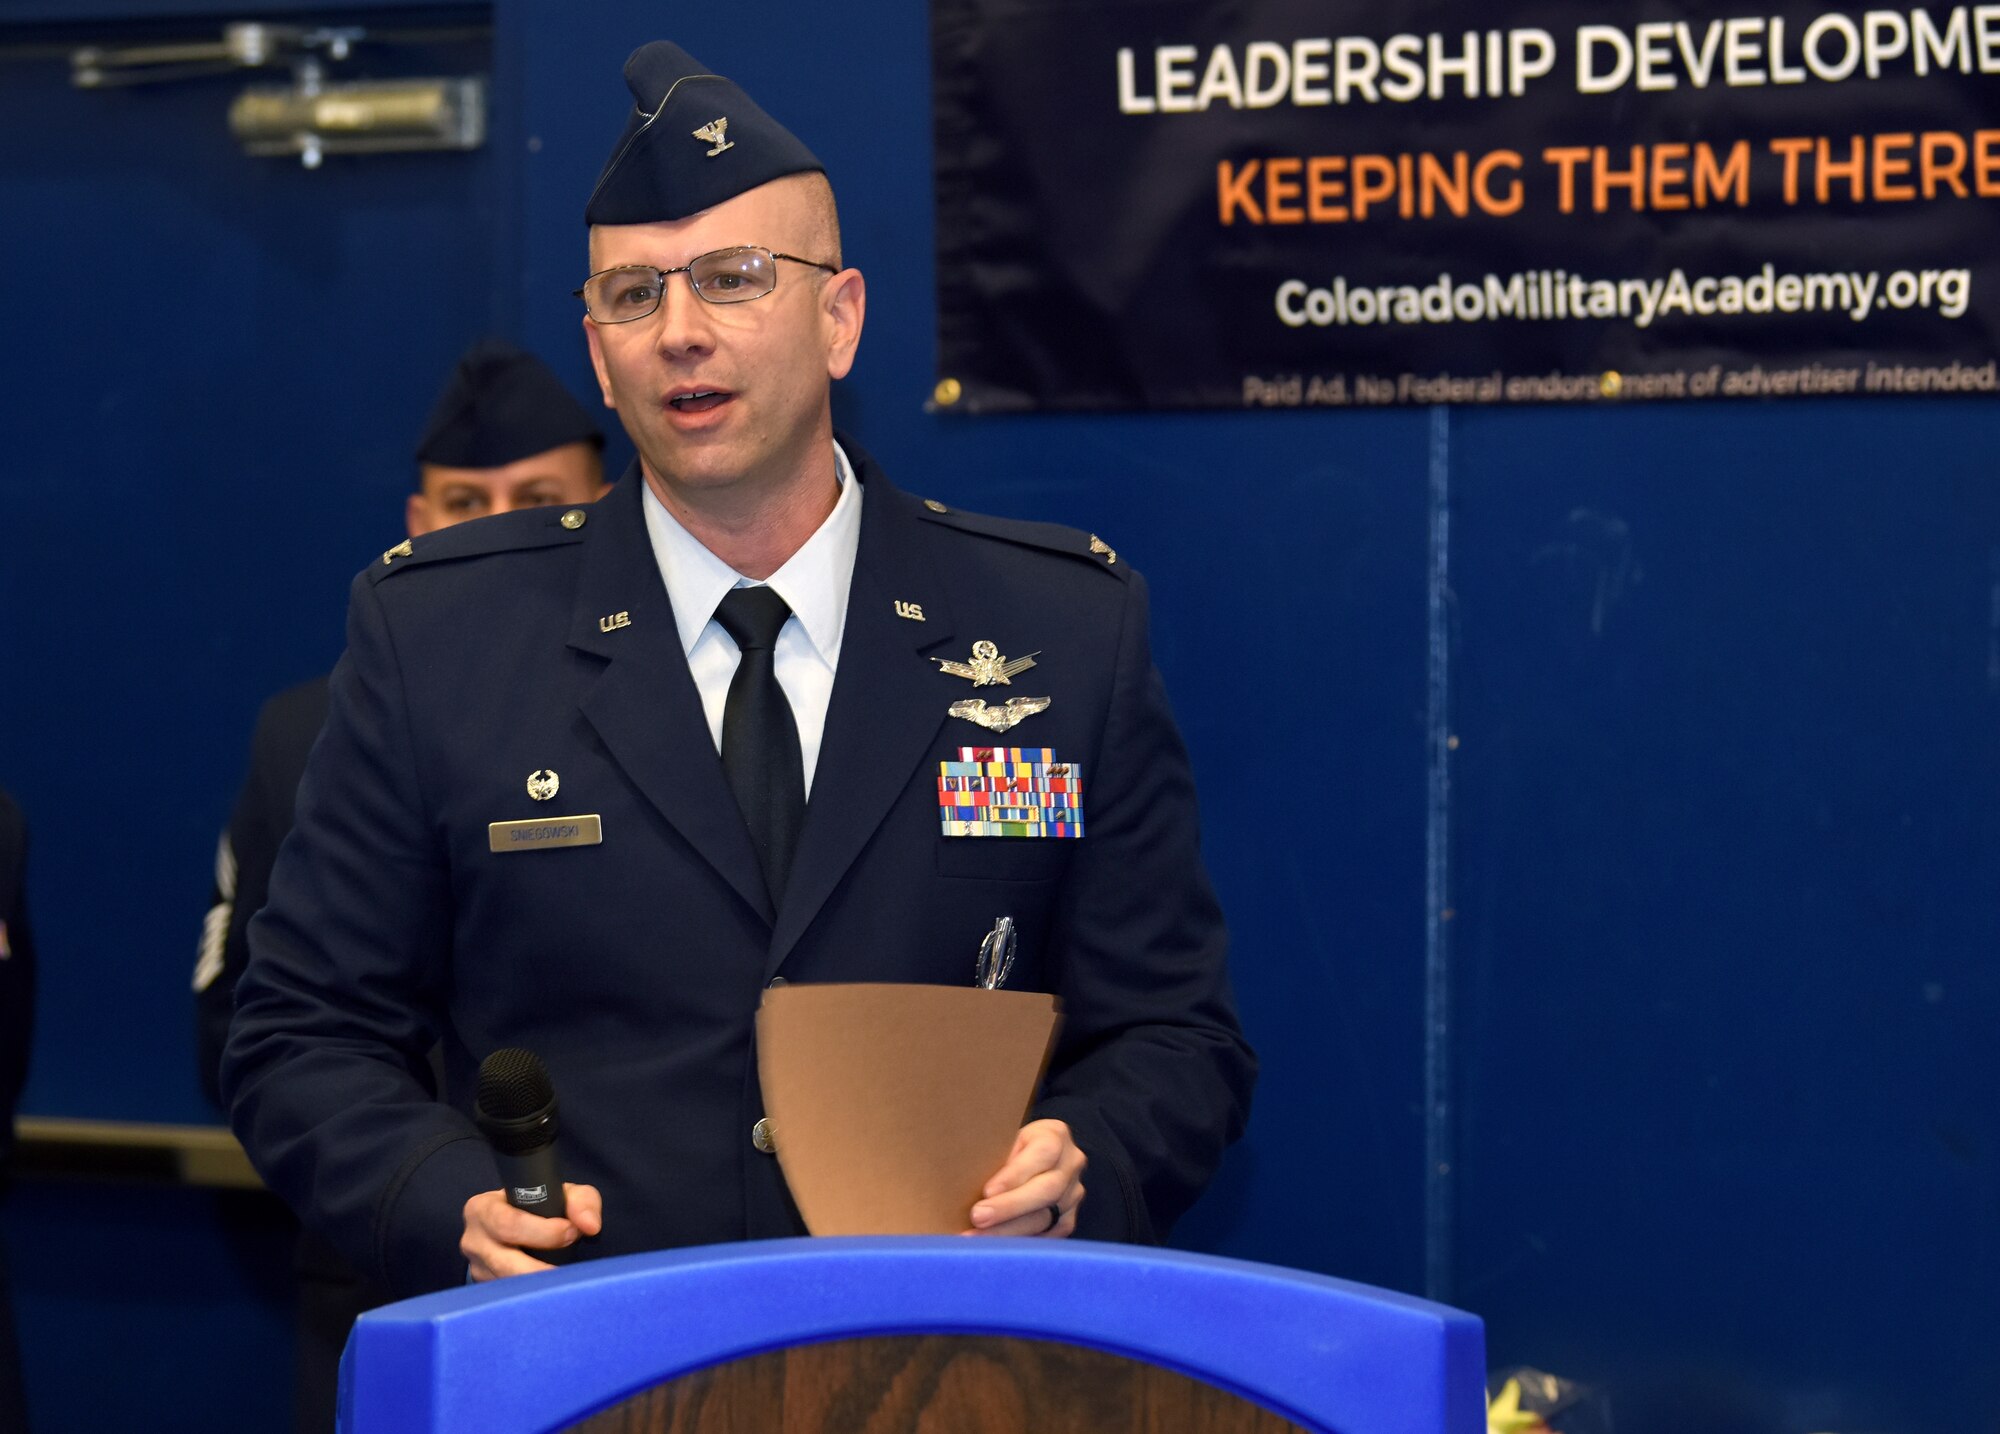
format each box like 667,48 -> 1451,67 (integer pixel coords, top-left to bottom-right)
526,769 -> 560,801
894,600 -> 925,621
949,696 -> 1051,733
934,639 -> 1039,686
692,118 -> 733,157
598,611 -> 631,632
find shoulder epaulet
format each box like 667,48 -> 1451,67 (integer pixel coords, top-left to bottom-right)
368,504 -> 593,584
912,496 -> 1127,578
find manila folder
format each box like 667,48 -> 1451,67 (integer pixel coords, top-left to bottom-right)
756,982 -> 1061,1236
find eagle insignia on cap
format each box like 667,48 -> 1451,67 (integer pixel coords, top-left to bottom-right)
692,118 -> 733,157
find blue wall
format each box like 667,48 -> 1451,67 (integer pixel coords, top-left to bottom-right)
2,3 -> 1994,1432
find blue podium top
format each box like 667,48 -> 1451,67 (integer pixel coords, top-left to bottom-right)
340,1237 -> 1484,1434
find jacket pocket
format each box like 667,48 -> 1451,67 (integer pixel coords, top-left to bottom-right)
935,834 -> 1073,882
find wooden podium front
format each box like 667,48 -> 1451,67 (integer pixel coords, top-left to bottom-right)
566,1334 -> 1308,1432
339,1238 -> 1485,1434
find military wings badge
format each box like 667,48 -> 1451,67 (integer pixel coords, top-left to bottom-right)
934,639 -> 1039,687
948,696 -> 1052,733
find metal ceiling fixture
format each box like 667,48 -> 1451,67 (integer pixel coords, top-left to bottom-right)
70,22 -> 486,169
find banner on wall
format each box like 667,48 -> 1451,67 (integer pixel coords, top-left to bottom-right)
930,0 -> 2000,410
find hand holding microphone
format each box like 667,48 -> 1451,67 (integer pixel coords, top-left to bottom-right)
463,1048 -> 603,1281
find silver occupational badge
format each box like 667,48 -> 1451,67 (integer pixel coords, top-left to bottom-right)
934,640 -> 1039,687
526,769 -> 560,802
949,696 -> 1052,733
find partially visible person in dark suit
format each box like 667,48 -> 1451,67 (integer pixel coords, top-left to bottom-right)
1,786 -> 37,1432
193,339 -> 605,1434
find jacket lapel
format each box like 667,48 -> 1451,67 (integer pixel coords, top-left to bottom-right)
567,470 -> 773,926
767,455 -> 955,974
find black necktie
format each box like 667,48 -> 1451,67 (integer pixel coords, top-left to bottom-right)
713,586 -> 806,902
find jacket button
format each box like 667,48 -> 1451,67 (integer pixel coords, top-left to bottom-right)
751,1117 -> 776,1154
560,508 -> 587,530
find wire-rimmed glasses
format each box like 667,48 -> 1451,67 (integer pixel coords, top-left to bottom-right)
575,246 -> 838,322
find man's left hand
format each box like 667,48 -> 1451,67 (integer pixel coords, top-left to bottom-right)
965,1118 -> 1085,1237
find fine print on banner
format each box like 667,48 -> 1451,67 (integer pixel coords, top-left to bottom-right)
1241,358 -> 1999,407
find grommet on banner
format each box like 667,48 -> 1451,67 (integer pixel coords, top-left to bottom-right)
1599,370 -> 1624,398
933,377 -> 963,407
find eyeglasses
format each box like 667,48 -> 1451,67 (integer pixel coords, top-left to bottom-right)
575,246 -> 839,323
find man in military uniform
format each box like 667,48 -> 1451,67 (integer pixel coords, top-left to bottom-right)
197,341 -> 603,1433
224,41 -> 1254,1297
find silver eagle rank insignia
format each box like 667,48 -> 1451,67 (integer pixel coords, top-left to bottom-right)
691,118 -> 733,157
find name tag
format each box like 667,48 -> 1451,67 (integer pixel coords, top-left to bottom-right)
488,814 -> 603,853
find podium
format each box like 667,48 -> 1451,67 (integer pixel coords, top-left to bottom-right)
339,1237 -> 1484,1433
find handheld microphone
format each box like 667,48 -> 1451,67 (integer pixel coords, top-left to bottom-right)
474,1047 -> 567,1220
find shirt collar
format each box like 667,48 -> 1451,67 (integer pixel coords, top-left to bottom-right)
641,441 -> 863,663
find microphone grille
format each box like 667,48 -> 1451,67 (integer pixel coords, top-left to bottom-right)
477,1047 -> 555,1121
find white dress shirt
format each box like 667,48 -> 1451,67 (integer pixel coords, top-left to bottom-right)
640,442 -> 863,796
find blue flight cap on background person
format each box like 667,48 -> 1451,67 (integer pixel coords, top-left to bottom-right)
413,339 -> 604,468
584,40 -> 824,225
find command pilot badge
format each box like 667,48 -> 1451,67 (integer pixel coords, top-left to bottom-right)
526,769 -> 560,802
935,640 -> 1038,686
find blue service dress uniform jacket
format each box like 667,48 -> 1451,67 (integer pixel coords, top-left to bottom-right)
223,441 -> 1254,1298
